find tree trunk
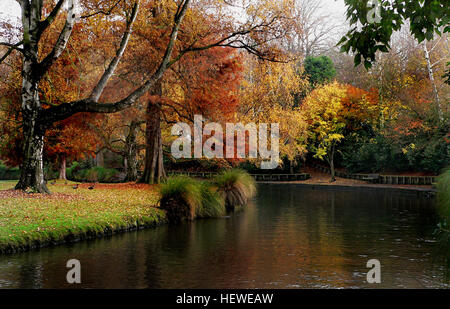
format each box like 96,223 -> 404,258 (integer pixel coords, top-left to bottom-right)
140,101 -> 166,184
15,39 -> 49,193
140,81 -> 166,184
58,155 -> 67,180
124,120 -> 140,182
423,42 -> 443,122
329,145 -> 336,183
289,160 -> 294,174
15,112 -> 49,193
96,150 -> 104,167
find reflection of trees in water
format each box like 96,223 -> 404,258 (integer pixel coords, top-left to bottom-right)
1,186 -> 447,288
17,259 -> 42,289
433,229 -> 449,281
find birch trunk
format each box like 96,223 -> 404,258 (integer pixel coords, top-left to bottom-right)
423,42 -> 443,122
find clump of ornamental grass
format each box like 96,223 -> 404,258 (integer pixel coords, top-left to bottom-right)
159,176 -> 202,223
436,168 -> 450,224
196,182 -> 226,218
435,168 -> 450,262
213,169 -> 256,211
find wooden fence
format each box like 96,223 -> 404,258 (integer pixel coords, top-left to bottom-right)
167,171 -> 311,182
310,164 -> 436,185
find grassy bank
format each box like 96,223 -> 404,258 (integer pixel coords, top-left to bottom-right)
0,169 -> 257,253
0,181 -> 166,254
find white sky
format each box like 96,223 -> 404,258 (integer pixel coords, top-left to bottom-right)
0,0 -> 21,21
0,0 -> 347,21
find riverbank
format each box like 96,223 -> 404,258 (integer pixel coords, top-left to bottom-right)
260,170 -> 436,197
0,181 -> 166,254
0,172 -> 436,254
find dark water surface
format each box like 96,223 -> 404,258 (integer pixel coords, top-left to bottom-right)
0,185 -> 448,288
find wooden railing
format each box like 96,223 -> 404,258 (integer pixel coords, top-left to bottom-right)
310,163 -> 436,185
167,171 -> 311,182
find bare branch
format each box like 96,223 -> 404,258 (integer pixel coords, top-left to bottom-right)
89,1 -> 140,102
36,0 -> 66,39
80,0 -> 123,19
42,0 -> 192,123
37,0 -> 76,80
0,41 -> 24,64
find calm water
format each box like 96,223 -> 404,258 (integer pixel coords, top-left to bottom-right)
0,185 -> 448,289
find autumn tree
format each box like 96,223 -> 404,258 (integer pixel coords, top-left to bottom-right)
301,82 -> 379,181
238,55 -> 309,171
0,0 -> 194,193
117,0 -> 297,184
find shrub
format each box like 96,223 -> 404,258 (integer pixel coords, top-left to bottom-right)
437,168 -> 450,226
0,163 -> 20,180
159,176 -> 202,223
435,168 -> 450,268
67,164 -> 119,183
214,169 -> 256,211
66,162 -> 80,180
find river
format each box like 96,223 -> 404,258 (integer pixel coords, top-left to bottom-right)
0,184 -> 448,288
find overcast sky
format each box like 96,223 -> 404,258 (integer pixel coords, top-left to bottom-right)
0,0 -> 347,21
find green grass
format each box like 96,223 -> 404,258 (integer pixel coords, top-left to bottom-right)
436,168 -> 450,223
196,181 -> 226,218
0,181 -> 166,253
435,168 -> 450,258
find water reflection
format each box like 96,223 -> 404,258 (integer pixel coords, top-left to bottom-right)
0,185 -> 448,288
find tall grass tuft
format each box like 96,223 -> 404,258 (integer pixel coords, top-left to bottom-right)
436,168 -> 450,244
214,169 -> 256,211
435,168 -> 450,276
437,168 -> 450,224
196,182 -> 226,218
159,176 -> 202,223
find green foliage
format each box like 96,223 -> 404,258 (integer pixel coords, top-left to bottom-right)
67,164 -> 119,183
304,56 -> 336,86
404,135 -> 450,174
341,126 -> 450,174
437,168 -> 450,224
339,0 -> 449,69
66,161 -> 80,179
214,169 -> 256,211
43,164 -> 58,180
342,134 -> 408,173
443,62 -> 450,85
435,168 -> 450,268
0,163 -> 20,180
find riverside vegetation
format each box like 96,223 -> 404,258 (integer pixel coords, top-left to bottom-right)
0,169 -> 256,253
160,169 -> 256,223
435,167 -> 450,270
